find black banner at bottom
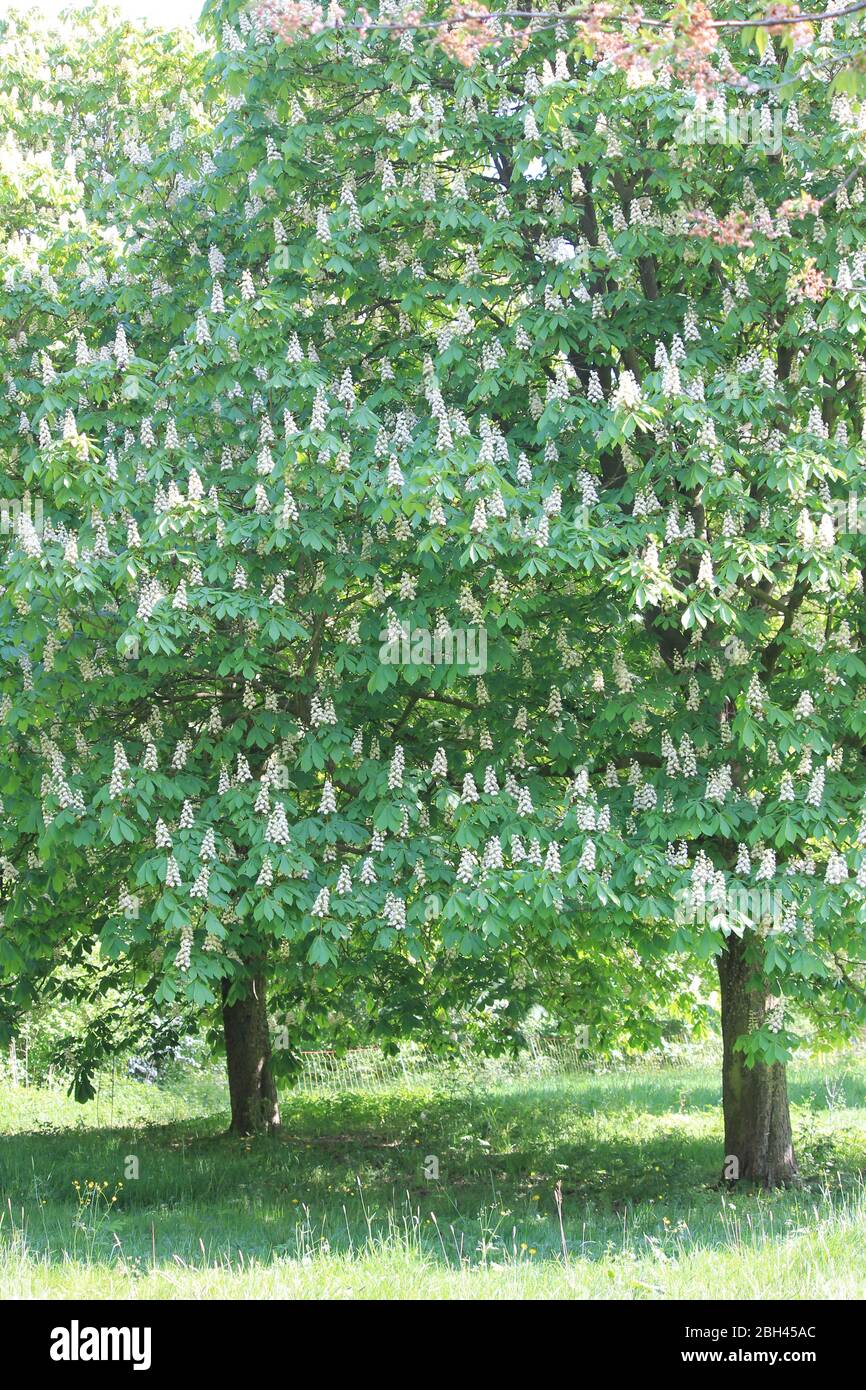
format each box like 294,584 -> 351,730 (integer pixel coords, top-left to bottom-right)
0,1297 -> 854,1374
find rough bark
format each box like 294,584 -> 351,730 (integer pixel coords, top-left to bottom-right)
717,933 -> 798,1187
221,971 -> 280,1136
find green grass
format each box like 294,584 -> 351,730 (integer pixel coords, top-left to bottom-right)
2,1053 -> 866,1298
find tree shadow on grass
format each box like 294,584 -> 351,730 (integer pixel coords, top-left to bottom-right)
2,1141 -> 861,1275
2,1066 -> 864,1274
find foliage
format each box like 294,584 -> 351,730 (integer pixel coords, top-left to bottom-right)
2,1 -> 866,1083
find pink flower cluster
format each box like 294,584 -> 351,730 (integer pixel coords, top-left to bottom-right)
687,208 -> 755,250
787,258 -> 832,304
256,0 -> 350,43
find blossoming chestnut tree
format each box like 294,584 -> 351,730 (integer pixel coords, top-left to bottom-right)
1,0 -> 689,1128
4,0 -> 866,1184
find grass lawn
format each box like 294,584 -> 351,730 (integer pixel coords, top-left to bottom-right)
1,1053 -> 865,1299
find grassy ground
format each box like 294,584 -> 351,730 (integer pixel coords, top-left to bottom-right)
1,1053 -> 865,1298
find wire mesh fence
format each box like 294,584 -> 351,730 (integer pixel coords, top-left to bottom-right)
291,1036 -> 593,1096
1,1032 -> 728,1097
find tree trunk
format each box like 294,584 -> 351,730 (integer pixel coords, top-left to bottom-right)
717,933 -> 798,1187
221,971 -> 280,1136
